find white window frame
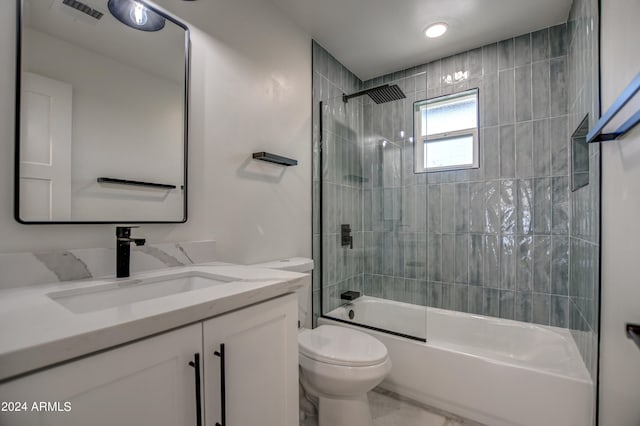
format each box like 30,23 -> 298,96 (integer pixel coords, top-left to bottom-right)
414,88 -> 480,173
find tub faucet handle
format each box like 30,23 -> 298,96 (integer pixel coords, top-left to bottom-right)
340,290 -> 360,301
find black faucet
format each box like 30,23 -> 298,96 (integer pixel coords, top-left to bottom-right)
116,226 -> 146,278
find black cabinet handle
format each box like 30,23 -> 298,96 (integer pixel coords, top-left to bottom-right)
188,353 -> 203,426
214,344 -> 226,426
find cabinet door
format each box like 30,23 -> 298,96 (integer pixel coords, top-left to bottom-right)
0,323 -> 203,426
203,293 -> 298,426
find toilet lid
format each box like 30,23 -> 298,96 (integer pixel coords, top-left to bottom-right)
298,325 -> 388,367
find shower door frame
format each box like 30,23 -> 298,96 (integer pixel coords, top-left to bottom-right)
316,99 -> 426,343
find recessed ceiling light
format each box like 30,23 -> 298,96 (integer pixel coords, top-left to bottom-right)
425,23 -> 448,38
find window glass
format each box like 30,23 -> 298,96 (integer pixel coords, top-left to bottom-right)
414,88 -> 479,173
424,135 -> 474,168
421,94 -> 478,136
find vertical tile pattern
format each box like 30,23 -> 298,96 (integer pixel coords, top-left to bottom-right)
550,57 -> 568,116
516,122 -> 533,178
531,29 -> 549,62
497,38 -> 514,70
314,23 -> 581,338
312,41 -> 365,320
532,60 -> 550,120
514,34 -> 532,66
499,70 -> 515,124
566,0 -> 600,381
483,126 -> 500,179
500,125 -> 516,178
357,28 -> 572,323
515,66 -> 532,122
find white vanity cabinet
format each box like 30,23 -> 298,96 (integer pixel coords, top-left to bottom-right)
203,293 -> 299,426
0,293 -> 299,426
0,323 -> 203,426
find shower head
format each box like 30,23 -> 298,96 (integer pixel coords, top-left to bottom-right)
343,84 -> 406,104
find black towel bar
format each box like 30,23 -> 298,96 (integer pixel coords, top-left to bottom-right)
97,177 -> 177,190
587,72 -> 640,143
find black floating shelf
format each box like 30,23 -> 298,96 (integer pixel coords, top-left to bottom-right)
252,152 -> 298,166
588,72 -> 640,143
97,177 -> 176,190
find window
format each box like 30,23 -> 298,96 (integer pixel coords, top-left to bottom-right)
413,88 -> 479,173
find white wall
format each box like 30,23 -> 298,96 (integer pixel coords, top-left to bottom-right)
0,0 -> 311,264
599,0 -> 640,424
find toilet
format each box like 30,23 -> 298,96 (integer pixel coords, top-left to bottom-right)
298,325 -> 392,426
250,258 -> 392,426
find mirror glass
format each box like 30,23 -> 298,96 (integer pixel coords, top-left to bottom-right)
16,0 -> 189,223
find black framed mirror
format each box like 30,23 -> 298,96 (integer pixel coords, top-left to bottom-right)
15,0 -> 189,223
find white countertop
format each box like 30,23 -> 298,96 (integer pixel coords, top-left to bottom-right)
0,263 -> 305,381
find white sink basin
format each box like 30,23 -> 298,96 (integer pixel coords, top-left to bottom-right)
48,271 -> 234,314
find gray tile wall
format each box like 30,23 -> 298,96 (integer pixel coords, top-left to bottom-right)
567,0 -> 600,380
360,64 -> 430,311
313,15 -> 600,357
357,26 -> 573,328
312,41 -> 364,325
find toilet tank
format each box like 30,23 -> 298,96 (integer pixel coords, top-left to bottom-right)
250,258 -> 314,328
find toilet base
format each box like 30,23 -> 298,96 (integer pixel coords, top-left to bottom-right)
318,393 -> 372,426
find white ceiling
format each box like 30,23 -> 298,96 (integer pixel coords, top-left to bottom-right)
268,0 -> 572,81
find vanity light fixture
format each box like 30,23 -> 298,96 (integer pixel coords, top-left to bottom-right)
108,0 -> 165,32
425,22 -> 448,38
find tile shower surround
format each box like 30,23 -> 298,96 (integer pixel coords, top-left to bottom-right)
313,23 -> 587,330
361,25 -> 572,327
311,39 -> 364,326
567,0 -> 600,380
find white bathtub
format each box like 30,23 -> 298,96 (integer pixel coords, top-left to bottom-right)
320,296 -> 593,426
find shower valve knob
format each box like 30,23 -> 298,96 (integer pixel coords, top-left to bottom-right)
341,224 -> 353,249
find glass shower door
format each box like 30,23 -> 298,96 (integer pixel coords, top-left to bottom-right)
319,92 -> 428,341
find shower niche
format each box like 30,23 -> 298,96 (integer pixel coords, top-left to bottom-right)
571,115 -> 590,191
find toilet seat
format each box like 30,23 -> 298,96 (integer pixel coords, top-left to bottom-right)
298,325 -> 388,367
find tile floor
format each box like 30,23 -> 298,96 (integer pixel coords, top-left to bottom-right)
300,387 -> 485,426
